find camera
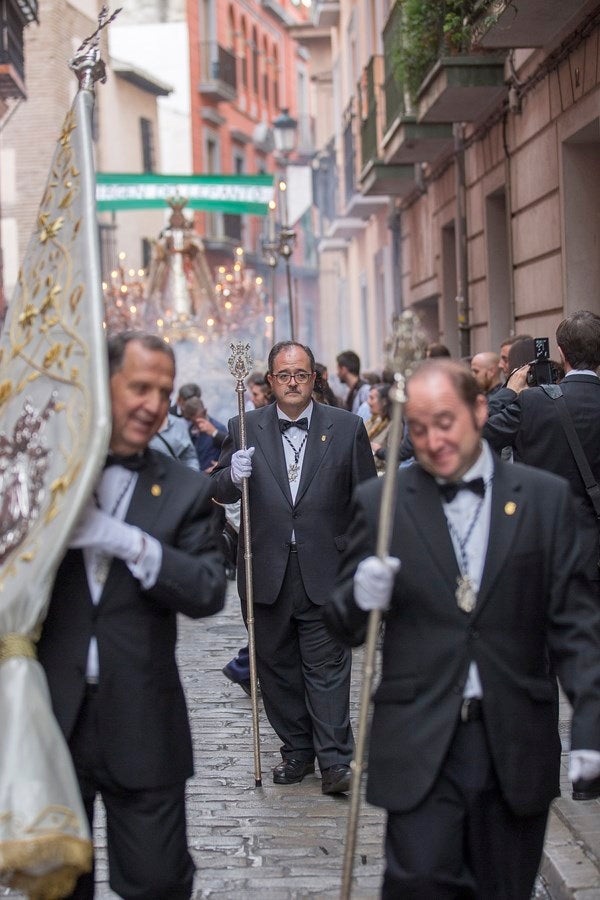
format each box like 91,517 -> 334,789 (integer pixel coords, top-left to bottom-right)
507,337 -> 559,387
526,337 -> 555,387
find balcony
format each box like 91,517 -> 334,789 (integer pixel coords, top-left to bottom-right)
416,55 -> 506,124
324,217 -> 367,241
360,160 -> 415,197
383,0 -> 507,127
473,0 -> 594,49
198,42 -> 237,102
383,116 -> 453,165
381,8 -> 453,166
358,55 -> 415,199
312,0 -> 340,28
0,0 -> 35,100
342,97 -> 357,204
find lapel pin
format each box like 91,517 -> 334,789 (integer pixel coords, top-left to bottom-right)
504,501 -> 516,516
321,434 -> 327,442
151,484 -> 162,497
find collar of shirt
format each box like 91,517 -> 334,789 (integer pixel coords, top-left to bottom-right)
277,400 -> 314,429
435,440 -> 494,494
95,466 -> 139,519
564,369 -> 599,378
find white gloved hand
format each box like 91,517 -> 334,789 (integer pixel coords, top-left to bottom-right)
231,447 -> 255,486
353,555 -> 401,612
569,749 -> 600,782
70,500 -> 144,566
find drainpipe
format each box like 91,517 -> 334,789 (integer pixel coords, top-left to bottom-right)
389,205 -> 402,316
502,109 -> 516,334
453,122 -> 470,358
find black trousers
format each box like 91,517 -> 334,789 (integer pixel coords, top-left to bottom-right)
246,548 -> 354,770
66,688 -> 195,900
382,718 -> 548,900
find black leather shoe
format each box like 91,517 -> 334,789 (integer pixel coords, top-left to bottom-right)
273,757 -> 315,785
572,775 -> 600,800
321,763 -> 351,795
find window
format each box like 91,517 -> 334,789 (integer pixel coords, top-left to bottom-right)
140,118 -> 155,173
252,26 -> 259,96
240,18 -> 248,89
272,46 -> 279,110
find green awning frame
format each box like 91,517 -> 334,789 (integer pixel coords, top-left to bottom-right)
96,172 -> 275,214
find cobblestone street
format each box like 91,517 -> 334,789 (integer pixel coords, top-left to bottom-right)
92,580 -> 386,899
8,581 -> 587,900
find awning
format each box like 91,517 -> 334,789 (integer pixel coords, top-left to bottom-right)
96,173 -> 275,214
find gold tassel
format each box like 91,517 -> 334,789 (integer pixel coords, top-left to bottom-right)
0,633 -> 37,664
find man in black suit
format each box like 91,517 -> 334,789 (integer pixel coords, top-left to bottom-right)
324,359 -> 600,899
483,311 -> 600,596
212,340 -> 376,793
38,333 -> 226,900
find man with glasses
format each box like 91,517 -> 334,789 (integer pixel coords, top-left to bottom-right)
212,340 -> 376,794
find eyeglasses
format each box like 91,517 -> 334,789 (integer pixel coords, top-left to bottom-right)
271,371 -> 312,385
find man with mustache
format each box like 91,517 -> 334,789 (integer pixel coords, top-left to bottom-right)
212,340 -> 376,794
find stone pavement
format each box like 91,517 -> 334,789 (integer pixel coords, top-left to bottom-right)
540,694 -> 600,900
7,581 -> 598,899
90,581 -> 386,899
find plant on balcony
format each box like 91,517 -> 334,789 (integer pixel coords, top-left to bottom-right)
390,0 -> 481,104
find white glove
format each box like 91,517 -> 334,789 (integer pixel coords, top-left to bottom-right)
353,555 -> 401,611
569,749 -> 600,782
231,447 -> 255,486
70,501 -> 144,566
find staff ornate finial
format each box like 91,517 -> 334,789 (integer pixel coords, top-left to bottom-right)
384,308 -> 428,403
69,5 -> 122,90
227,342 -> 253,384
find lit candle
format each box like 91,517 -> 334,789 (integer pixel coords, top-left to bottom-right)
279,179 -> 288,227
268,200 -> 276,241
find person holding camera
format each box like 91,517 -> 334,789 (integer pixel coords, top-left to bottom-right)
483,310 -> 600,774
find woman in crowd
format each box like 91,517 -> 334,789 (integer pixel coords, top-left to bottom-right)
365,383 -> 392,473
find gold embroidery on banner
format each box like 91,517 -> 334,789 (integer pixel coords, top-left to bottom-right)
0,831 -> 92,900
0,101 -> 95,575
0,633 -> 36,664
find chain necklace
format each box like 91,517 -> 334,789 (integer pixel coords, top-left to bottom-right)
92,472 -> 135,586
446,495 -> 485,613
282,431 -> 308,482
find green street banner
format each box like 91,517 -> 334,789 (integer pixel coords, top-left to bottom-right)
96,173 -> 275,214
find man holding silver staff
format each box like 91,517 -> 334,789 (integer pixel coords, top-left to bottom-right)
38,332 -> 227,900
324,358 -> 600,899
212,340 -> 376,794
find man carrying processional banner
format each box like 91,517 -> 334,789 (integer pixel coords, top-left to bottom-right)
0,13 -> 114,899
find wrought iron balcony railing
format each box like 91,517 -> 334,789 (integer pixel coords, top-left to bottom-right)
198,42 -> 237,101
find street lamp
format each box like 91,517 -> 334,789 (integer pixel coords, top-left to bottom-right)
268,109 -> 298,340
272,108 -> 298,156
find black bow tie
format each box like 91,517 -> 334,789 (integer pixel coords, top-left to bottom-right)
279,417 -> 308,433
104,452 -> 147,471
438,477 -> 486,504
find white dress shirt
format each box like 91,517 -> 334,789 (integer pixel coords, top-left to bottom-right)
438,440 -> 495,698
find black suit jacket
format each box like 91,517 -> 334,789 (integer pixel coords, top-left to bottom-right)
483,373 -> 600,579
211,402 -> 376,605
38,450 -> 226,790
324,458 -> 600,817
